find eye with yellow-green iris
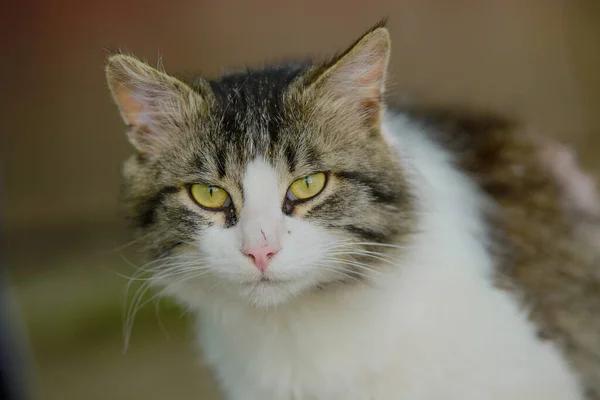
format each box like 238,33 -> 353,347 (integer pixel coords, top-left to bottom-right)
287,172 -> 327,201
189,183 -> 231,210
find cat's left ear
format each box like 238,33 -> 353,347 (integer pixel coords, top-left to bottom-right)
304,23 -> 391,123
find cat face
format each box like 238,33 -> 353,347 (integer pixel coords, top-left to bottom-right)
107,24 -> 415,307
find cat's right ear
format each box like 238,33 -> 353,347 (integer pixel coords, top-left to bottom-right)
105,54 -> 207,155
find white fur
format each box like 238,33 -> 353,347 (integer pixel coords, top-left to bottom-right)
239,159 -> 286,250
167,115 -> 583,399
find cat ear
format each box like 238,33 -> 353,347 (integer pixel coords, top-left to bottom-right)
306,24 -> 390,123
105,54 -> 206,155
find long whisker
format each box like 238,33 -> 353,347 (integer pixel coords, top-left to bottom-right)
328,250 -> 400,265
311,264 -> 368,284
123,267 -> 212,352
347,241 -> 407,249
321,258 -> 385,276
121,251 -> 210,351
154,297 -> 171,343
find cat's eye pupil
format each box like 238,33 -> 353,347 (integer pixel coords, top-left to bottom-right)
209,186 -> 214,196
305,176 -> 312,188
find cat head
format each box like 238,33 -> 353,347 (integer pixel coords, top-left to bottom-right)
106,23 -> 415,308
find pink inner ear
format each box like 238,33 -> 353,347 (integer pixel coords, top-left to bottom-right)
115,85 -> 145,126
333,61 -> 384,95
325,50 -> 387,107
356,60 -> 384,87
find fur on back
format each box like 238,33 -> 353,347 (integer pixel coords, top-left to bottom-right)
106,23 -> 599,399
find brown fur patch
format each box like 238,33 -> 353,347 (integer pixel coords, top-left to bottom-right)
405,106 -> 600,398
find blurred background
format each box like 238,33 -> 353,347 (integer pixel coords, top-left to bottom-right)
1,0 -> 599,399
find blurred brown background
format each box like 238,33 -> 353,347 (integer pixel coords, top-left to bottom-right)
2,1 -> 599,399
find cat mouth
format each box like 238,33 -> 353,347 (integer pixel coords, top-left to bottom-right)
242,276 -> 291,286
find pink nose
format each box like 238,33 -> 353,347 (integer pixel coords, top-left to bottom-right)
243,245 -> 279,272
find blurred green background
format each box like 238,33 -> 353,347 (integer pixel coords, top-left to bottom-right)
2,1 -> 599,399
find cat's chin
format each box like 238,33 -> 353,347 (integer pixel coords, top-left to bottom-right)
165,272 -> 317,309
237,279 -> 307,308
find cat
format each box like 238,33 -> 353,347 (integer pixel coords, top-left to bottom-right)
106,21 -> 600,400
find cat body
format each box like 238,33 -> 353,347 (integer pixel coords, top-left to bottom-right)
106,23 -> 599,399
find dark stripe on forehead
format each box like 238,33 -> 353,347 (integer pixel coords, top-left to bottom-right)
288,144 -> 323,175
285,144 -> 298,173
215,146 -> 227,178
266,105 -> 283,144
204,64 -> 310,164
303,145 -> 322,170
194,150 -> 218,178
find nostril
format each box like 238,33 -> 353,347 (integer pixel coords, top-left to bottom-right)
242,246 -> 280,272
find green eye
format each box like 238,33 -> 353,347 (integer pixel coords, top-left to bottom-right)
287,172 -> 327,201
189,184 -> 230,209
